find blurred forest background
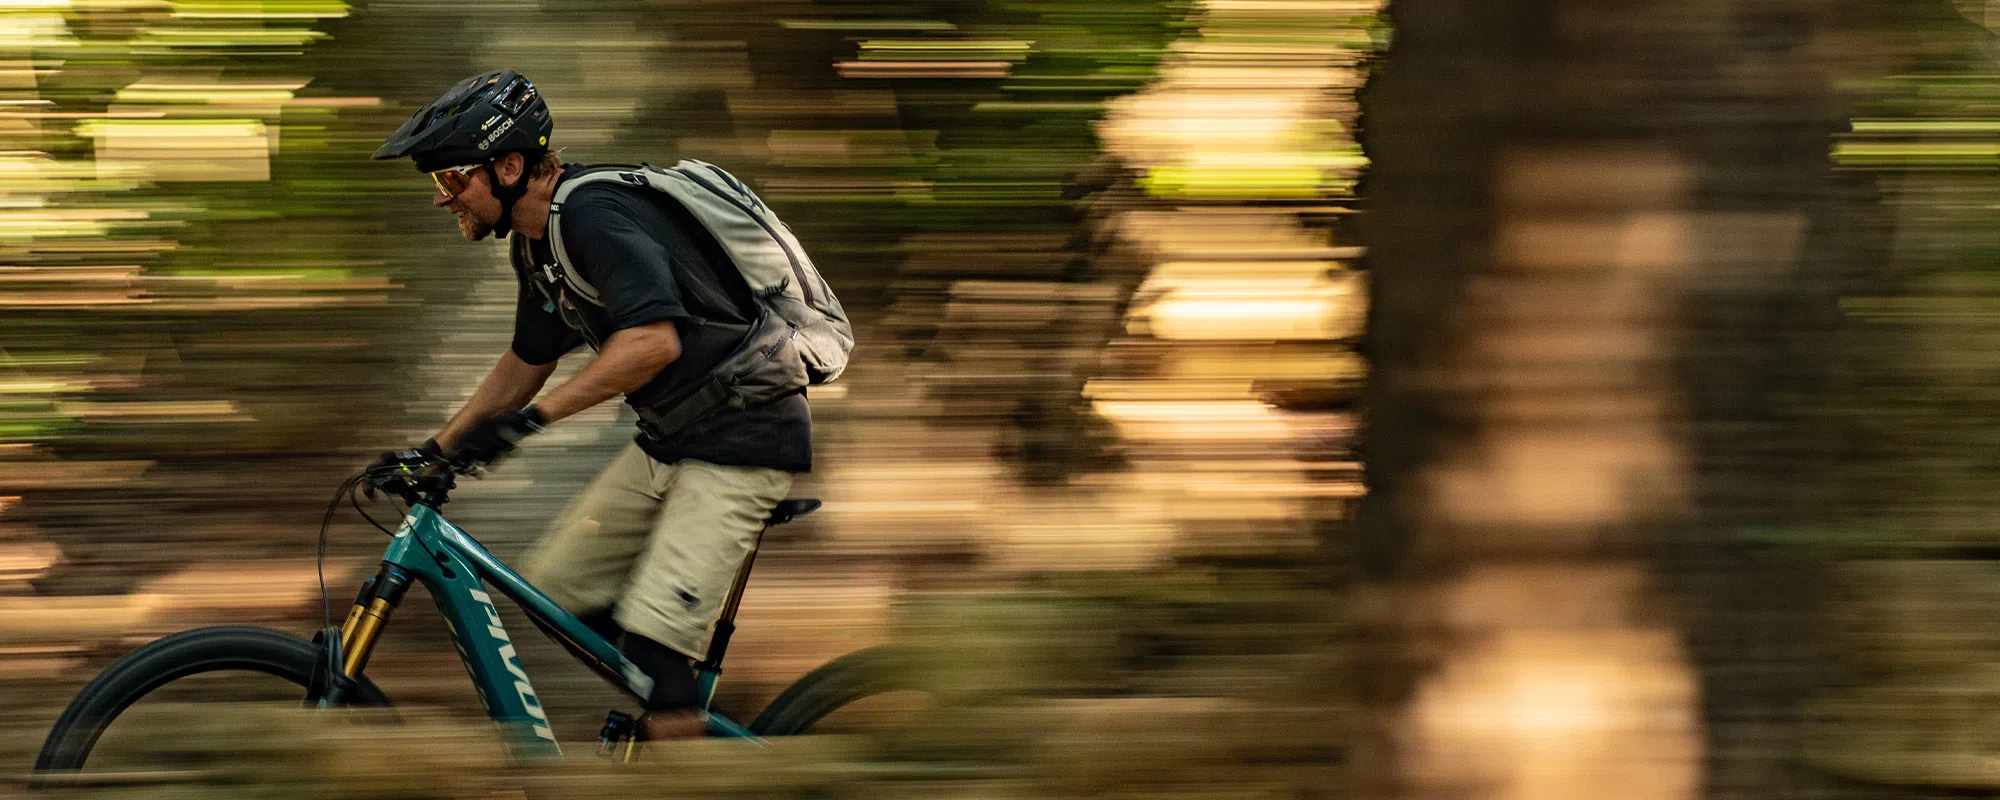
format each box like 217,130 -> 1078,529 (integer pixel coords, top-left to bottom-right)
7,0 -> 2000,798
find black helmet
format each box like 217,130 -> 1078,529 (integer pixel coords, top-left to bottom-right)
374,70 -> 552,172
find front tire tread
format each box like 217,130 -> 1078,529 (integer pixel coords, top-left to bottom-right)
35,625 -> 390,773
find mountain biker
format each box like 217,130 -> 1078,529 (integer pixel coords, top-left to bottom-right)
369,71 -> 811,741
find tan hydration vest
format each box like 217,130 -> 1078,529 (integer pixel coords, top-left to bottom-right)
521,160 -> 854,438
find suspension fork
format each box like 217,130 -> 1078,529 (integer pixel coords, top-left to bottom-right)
338,563 -> 412,678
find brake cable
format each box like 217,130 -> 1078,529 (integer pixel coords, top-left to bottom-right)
317,466 -> 452,634
349,481 -> 401,538
316,471 -> 370,635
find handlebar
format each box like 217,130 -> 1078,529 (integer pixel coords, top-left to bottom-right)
363,459 -> 463,508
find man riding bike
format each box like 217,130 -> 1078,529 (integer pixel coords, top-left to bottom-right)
369,71 -> 812,741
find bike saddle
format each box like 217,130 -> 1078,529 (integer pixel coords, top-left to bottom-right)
766,498 -> 821,526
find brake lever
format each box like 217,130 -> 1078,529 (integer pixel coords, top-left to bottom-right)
359,464 -> 428,504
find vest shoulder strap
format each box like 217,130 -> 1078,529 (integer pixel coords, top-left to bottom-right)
544,167 -> 651,305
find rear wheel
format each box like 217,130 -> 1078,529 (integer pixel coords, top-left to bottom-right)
35,625 -> 391,775
748,645 -> 938,736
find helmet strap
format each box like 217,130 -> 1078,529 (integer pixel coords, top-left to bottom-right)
486,160 -> 527,238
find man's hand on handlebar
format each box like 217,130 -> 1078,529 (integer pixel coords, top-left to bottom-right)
361,405 -> 545,503
446,405 -> 547,468
362,439 -> 455,501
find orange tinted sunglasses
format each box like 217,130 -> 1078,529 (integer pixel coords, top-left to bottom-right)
428,163 -> 484,199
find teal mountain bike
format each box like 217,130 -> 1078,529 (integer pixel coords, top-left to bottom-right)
34,460 -> 933,774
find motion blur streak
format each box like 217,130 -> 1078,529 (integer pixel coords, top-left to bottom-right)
14,0 -> 2000,798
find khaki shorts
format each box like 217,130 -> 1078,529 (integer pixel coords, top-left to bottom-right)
519,444 -> 793,659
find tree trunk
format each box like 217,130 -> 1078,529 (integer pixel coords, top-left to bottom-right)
1357,1 -> 1891,798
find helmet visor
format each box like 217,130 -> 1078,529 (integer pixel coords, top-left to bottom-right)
428,163 -> 482,200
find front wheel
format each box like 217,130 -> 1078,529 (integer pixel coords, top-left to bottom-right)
35,625 -> 391,775
748,645 -> 939,736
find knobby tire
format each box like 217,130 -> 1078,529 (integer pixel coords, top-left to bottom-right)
34,625 -> 390,774
747,645 -> 936,736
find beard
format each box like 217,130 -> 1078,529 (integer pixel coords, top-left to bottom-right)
458,209 -> 496,241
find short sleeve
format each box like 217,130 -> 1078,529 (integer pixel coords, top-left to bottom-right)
509,282 -> 584,365
557,188 -> 689,331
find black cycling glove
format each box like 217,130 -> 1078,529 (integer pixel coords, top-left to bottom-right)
448,405 -> 547,467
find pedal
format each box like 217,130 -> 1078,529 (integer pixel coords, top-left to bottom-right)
598,710 -> 638,759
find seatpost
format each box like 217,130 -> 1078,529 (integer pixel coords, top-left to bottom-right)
695,524 -> 769,672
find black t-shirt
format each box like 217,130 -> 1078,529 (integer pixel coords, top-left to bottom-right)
509,165 -> 811,473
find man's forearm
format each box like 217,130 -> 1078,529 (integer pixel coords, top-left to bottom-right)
437,350 -> 559,449
535,321 -> 681,423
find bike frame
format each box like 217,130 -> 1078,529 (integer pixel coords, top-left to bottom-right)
331,502 -> 758,758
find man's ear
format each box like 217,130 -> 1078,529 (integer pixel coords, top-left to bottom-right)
495,151 -> 526,185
